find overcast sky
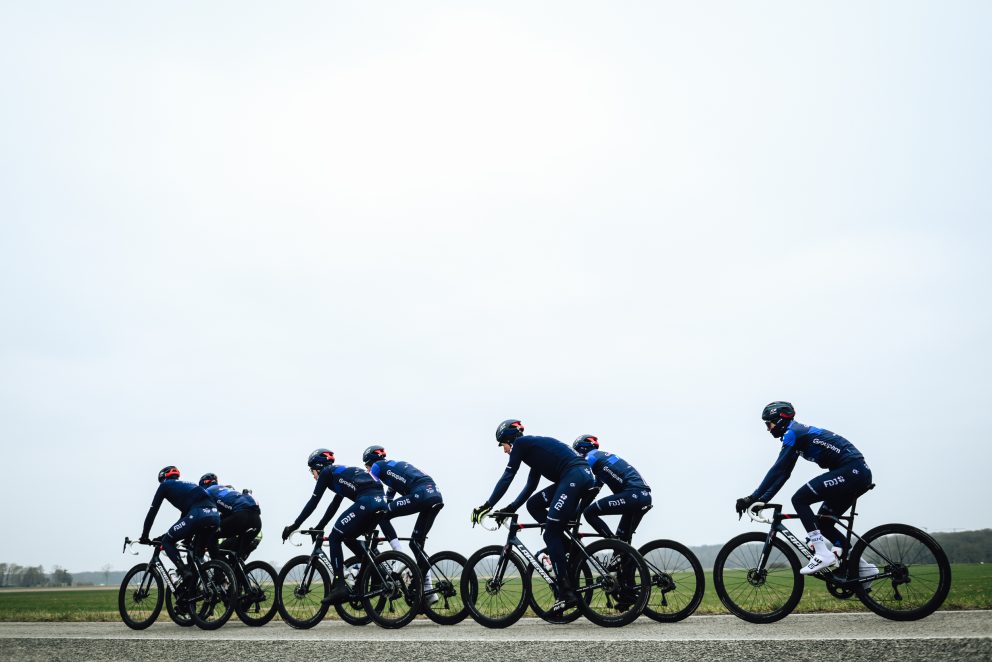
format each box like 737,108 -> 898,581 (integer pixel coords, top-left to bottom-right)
2,2 -> 990,574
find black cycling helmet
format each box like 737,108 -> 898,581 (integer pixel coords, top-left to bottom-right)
495,419 -> 524,445
761,401 -> 796,438
572,434 -> 600,455
158,466 -> 180,483
199,472 -> 218,488
307,448 -> 336,471
363,445 -> 387,466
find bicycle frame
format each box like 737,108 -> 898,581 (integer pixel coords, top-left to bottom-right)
488,513 -> 610,586
366,532 -> 455,600
294,529 -> 395,601
123,538 -> 183,595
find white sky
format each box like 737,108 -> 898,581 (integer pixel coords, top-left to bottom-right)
1,2 -> 990,573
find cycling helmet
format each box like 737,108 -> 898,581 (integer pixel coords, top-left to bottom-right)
158,466 -> 180,483
572,434 -> 600,455
363,445 -> 387,466
495,419 -> 524,445
307,448 -> 336,471
199,472 -> 218,488
761,401 -> 796,438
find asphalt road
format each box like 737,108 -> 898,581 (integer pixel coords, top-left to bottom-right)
1,611 -> 989,662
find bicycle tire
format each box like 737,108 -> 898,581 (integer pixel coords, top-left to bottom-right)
713,531 -> 803,624
165,587 -> 195,626
851,523 -> 951,621
190,559 -> 238,630
334,556 -> 371,626
525,547 -> 582,624
357,550 -> 422,629
235,560 -> 279,626
276,555 -> 331,629
571,538 -> 650,627
461,545 -> 529,629
638,539 -> 705,623
118,563 -> 164,630
423,550 -> 469,625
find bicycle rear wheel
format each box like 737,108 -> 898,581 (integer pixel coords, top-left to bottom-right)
572,539 -> 650,627
713,532 -> 803,623
118,563 -> 164,630
525,547 -> 582,624
236,560 -> 278,626
638,539 -> 705,622
333,556 -> 371,626
851,523 -> 951,621
461,545 -> 528,628
423,550 -> 469,625
276,555 -> 330,629
190,560 -> 237,630
358,550 -> 422,629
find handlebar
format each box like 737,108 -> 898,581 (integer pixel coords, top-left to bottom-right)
746,502 -> 782,524
289,529 -> 326,547
479,511 -> 517,531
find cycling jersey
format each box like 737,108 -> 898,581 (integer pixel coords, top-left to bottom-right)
585,450 -> 650,493
485,435 -> 587,508
141,480 -> 215,539
205,485 -> 261,515
368,459 -> 433,500
291,465 -> 383,530
751,421 -> 866,503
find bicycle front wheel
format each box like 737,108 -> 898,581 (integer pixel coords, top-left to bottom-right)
851,523 -> 951,621
358,550 -> 422,629
572,538 -> 650,627
713,531 -> 803,624
638,539 -> 705,622
190,560 -> 238,630
333,556 -> 371,626
118,563 -> 164,630
461,545 -> 528,628
236,560 -> 278,626
276,555 -> 331,629
423,550 -> 469,625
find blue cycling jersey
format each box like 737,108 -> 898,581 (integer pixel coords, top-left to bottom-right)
141,480 -> 214,539
205,484 -> 260,515
291,465 -> 383,529
585,450 -> 650,493
751,421 -> 866,503
485,435 -> 586,509
369,459 -> 433,500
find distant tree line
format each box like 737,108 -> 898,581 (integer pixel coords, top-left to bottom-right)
0,563 -> 73,587
930,529 -> 992,563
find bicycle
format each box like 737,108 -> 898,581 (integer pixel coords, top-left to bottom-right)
462,511 -> 651,628
118,537 -> 238,630
530,507 -> 705,624
214,539 -> 279,627
713,485 -> 951,623
276,528 -> 423,629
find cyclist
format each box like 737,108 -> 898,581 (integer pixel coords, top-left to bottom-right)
572,435 -> 652,544
735,401 -> 873,575
471,419 -> 595,612
139,466 -> 220,590
363,445 -> 443,602
199,473 -> 262,561
281,449 -> 387,605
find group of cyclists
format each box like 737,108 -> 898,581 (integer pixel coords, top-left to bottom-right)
140,400 -> 875,617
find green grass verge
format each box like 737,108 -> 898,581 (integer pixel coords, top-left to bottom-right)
1,563 -> 989,622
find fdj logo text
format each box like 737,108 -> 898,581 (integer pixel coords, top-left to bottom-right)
554,494 -> 568,510
340,512 -> 356,525
823,476 -> 846,488
608,498 -> 626,507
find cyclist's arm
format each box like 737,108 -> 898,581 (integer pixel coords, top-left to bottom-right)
291,472 -> 332,529
140,484 -> 166,539
369,464 -> 397,502
314,493 -> 344,531
751,444 -> 800,503
482,444 -> 524,508
506,466 -> 541,511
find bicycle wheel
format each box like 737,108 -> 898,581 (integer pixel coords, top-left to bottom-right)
189,559 -> 237,630
713,531 -> 803,624
165,587 -> 195,626
638,539 -> 705,622
357,550 -> 422,629
525,547 -> 583,624
423,550 -> 469,625
118,563 -> 164,630
333,556 -> 371,626
235,560 -> 278,626
851,523 -> 951,621
461,545 -> 528,628
276,555 -> 331,629
572,538 -> 650,627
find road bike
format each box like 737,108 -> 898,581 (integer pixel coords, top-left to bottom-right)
276,528 -> 423,629
463,511 -> 650,628
713,486 -> 951,623
119,537 -> 238,630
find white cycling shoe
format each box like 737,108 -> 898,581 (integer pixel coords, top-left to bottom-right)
800,553 -> 838,575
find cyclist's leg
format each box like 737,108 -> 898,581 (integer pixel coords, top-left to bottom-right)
410,491 -> 443,573
816,462 -> 872,549
614,491 -> 652,544
544,466 -> 595,599
324,496 -> 383,604
526,485 -> 555,524
793,463 -> 871,573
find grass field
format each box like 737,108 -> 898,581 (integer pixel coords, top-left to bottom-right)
1,564 -> 989,622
